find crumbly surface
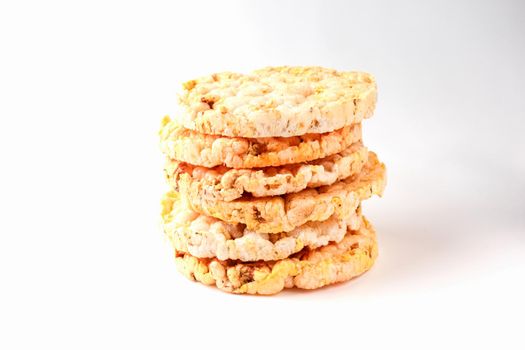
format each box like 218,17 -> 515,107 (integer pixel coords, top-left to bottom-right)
159,116 -> 362,168
179,152 -> 386,233
176,66 -> 377,138
165,143 -> 368,201
162,191 -> 362,261
173,216 -> 377,295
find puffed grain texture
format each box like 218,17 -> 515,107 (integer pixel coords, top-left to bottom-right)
176,66 -> 376,138
162,191 -> 362,261
159,116 -> 362,168
179,152 -> 386,233
174,216 -> 377,295
165,142 -> 368,201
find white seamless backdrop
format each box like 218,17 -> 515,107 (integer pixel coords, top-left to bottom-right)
0,1 -> 524,349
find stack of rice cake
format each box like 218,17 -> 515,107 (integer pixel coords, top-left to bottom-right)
160,66 -> 386,295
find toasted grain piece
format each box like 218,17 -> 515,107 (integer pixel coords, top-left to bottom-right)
174,216 -> 377,295
165,143 -> 368,201
176,66 -> 376,138
178,152 -> 386,233
159,116 -> 362,168
162,191 -> 362,261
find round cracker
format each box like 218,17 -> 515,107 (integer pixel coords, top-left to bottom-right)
165,143 -> 368,201
159,116 -> 362,168
176,66 -> 376,138
178,152 -> 386,233
162,190 -> 362,262
173,216 -> 377,295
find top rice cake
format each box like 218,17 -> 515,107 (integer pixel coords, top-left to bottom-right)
177,66 -> 377,138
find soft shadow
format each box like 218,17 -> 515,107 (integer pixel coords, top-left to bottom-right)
278,212 -> 476,299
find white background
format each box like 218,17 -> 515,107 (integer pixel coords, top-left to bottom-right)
1,0 -> 524,349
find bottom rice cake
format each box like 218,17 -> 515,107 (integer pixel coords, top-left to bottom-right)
173,216 -> 377,295
162,190 -> 362,262
177,152 -> 386,233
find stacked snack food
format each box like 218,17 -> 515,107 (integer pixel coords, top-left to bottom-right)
160,66 -> 386,295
